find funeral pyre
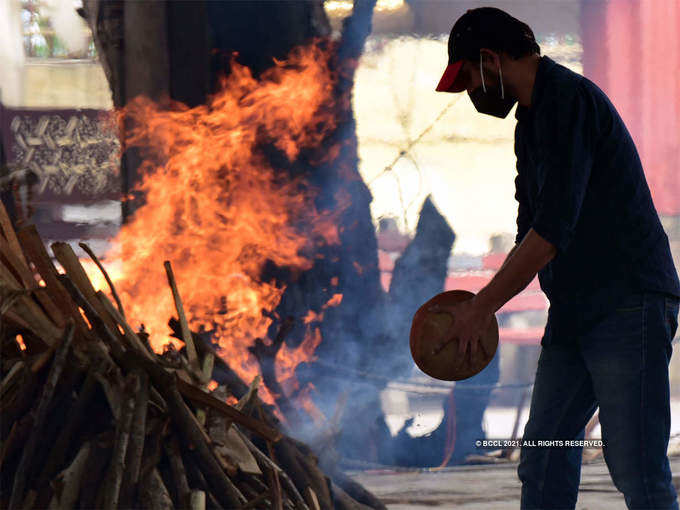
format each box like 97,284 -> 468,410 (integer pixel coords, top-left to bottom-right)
0,202 -> 386,510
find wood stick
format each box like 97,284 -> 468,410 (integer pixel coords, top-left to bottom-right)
0,267 -> 62,346
304,488 -> 321,510
0,414 -> 32,471
0,364 -> 37,439
176,377 -> 281,442
240,490 -> 272,510
165,435 -> 192,509
181,454 -> 225,510
234,427 -> 310,510
126,351 -> 245,509
248,317 -> 303,428
325,468 -> 387,510
200,350 -> 215,386
102,371 -> 139,510
35,364 -> 99,489
77,431 -> 114,510
97,291 -> 155,360
51,241 -> 120,336
59,275 -> 126,361
163,260 -> 199,372
78,241 -> 126,319
119,370 -> 149,508
293,446 -> 333,510
0,359 -> 24,398
0,201 -> 26,267
140,418 -> 170,482
190,490 -> 206,510
47,440 -> 91,510
16,226 -> 89,334
0,237 -> 64,327
8,321 -> 74,510
138,468 -> 175,510
268,462 -> 284,510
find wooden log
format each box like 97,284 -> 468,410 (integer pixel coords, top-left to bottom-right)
102,371 -> 139,510
140,418 -> 170,482
125,351 -> 246,509
77,431 -> 114,510
0,414 -> 32,471
97,291 -> 156,360
0,202 -> 26,267
164,260 -> 199,372
248,317 -> 304,428
189,490 -> 206,510
0,364 -> 37,438
183,459 -> 224,510
0,236 -> 64,327
139,468 -> 175,510
325,468 -> 387,510
51,241 -> 120,337
0,265 -> 62,346
58,275 -> 126,362
293,445 -> 333,510
0,359 -> 25,398
8,321 -> 74,510
240,490 -> 272,510
176,377 -> 281,442
165,435 -> 192,509
207,386 -> 261,476
35,364 -> 100,490
16,226 -> 90,335
47,441 -> 91,510
119,369 -> 149,508
78,241 -> 126,319
304,488 -> 321,510
234,427 -> 310,510
268,463 -> 284,510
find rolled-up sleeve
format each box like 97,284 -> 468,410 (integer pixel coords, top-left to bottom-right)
531,83 -> 594,254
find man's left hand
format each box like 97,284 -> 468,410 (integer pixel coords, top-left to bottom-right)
428,298 -> 494,362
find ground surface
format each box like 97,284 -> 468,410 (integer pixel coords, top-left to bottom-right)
349,454 -> 680,509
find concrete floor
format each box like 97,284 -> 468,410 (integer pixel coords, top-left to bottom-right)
349,454 -> 680,509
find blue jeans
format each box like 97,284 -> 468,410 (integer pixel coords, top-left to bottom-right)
518,290 -> 680,510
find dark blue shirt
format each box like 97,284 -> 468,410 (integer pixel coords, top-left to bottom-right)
513,55 -> 680,346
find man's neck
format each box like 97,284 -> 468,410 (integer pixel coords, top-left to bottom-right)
511,54 -> 541,108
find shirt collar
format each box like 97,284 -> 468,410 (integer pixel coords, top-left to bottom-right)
515,55 -> 556,121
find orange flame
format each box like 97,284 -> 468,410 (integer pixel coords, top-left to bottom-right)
97,43 -> 344,407
15,334 -> 26,351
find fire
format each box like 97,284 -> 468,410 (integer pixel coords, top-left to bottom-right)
15,334 -> 26,351
93,43 -> 344,407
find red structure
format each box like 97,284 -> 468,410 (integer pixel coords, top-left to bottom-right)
581,0 -> 680,216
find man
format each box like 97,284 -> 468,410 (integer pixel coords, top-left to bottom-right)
432,6 -> 680,510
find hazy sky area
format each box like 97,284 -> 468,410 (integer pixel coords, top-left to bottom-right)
354,35 -> 582,255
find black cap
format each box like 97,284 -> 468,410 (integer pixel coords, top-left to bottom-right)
436,7 -> 537,93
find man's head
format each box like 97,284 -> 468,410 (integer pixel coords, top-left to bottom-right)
436,7 -> 541,117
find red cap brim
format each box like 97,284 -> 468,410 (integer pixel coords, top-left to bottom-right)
435,60 -> 466,93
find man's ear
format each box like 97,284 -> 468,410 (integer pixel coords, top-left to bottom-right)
479,48 -> 501,69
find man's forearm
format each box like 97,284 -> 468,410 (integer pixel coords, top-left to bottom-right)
498,243 -> 519,272
473,228 -> 556,315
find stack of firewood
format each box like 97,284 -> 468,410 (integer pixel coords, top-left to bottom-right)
0,202 -> 385,510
